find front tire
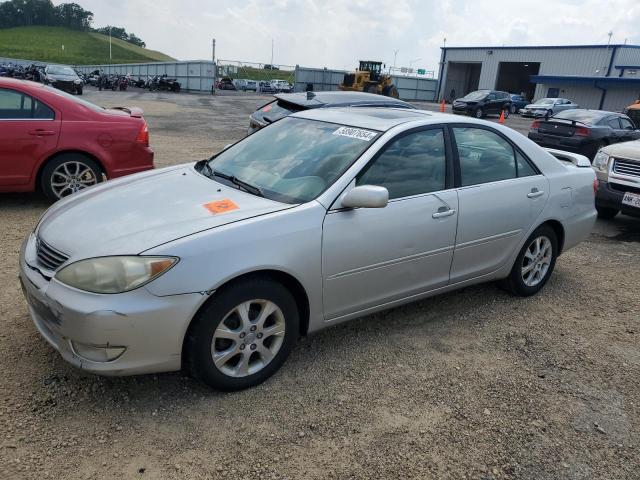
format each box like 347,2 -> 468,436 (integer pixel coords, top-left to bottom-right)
503,225 -> 558,296
510,104 -> 516,114
40,153 -> 102,201
185,277 -> 299,391
474,107 -> 484,118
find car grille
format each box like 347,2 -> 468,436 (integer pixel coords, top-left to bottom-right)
36,237 -> 69,271
613,158 -> 640,178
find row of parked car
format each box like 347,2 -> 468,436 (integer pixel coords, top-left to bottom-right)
215,77 -> 293,93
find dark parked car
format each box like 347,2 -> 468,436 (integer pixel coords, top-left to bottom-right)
216,77 -> 236,91
258,81 -> 277,94
42,65 -> 83,95
528,109 -> 640,160
452,90 -> 512,118
509,94 -> 529,114
248,91 -> 416,134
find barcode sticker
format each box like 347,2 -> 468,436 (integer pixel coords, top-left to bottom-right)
332,126 -> 377,141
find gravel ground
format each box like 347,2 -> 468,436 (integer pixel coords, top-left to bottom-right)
1,88 -> 639,480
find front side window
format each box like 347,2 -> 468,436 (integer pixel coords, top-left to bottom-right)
620,117 -> 635,130
206,117 -> 380,204
0,88 -> 53,120
454,127 -> 536,186
357,129 -> 446,199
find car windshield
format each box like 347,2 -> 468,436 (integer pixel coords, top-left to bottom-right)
533,99 -> 555,105
46,66 -> 76,76
462,91 -> 489,101
205,117 -> 380,204
553,109 -> 607,124
43,85 -> 104,111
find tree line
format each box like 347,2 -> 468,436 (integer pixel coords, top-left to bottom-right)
0,0 -> 146,47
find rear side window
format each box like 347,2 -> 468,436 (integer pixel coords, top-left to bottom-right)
606,117 -> 621,129
357,128 -> 447,199
453,127 -> 536,186
0,88 -> 54,120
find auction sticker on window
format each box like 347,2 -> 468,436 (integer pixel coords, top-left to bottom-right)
203,199 -> 239,214
332,126 -> 377,141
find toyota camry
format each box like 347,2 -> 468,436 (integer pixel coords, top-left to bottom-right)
20,108 -> 597,390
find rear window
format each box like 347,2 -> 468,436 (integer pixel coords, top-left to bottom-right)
253,99 -> 305,123
43,85 -> 104,112
553,109 -> 607,124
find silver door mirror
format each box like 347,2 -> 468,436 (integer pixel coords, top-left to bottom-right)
341,185 -> 389,209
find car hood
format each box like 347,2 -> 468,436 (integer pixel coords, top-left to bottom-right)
36,164 -> 292,259
602,139 -> 640,160
525,103 -> 552,109
47,74 -> 78,81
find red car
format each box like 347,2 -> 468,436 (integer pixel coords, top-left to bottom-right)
0,78 -> 154,200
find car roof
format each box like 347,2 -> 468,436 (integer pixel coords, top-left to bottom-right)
291,107 -> 444,131
274,91 -> 415,109
0,77 -> 47,90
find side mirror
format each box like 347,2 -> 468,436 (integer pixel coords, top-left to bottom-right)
341,185 -> 389,209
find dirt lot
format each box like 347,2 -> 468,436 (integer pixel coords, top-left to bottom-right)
1,88 -> 639,480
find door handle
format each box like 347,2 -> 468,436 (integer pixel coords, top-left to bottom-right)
527,188 -> 545,198
28,129 -> 55,136
432,208 -> 456,219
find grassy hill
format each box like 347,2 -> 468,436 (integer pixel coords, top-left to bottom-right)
0,26 -> 174,65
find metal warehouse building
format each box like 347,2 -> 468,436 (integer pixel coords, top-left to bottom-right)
437,44 -> 640,112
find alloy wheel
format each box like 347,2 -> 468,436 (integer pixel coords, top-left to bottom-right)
211,299 -> 286,378
50,161 -> 98,198
521,236 -> 552,287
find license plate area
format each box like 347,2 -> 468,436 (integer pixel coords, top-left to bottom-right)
622,191 -> 640,209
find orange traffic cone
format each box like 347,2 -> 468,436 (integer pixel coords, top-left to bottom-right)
440,99 -> 446,113
499,110 -> 505,124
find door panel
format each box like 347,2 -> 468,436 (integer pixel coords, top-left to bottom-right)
0,88 -> 60,186
322,190 -> 459,319
450,176 -> 548,283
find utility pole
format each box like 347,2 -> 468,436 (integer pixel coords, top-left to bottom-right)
392,49 -> 399,75
271,38 -> 274,67
109,26 -> 112,62
212,38 -> 216,96
607,31 -> 613,47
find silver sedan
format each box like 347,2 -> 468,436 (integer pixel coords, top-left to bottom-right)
19,108 -> 597,390
520,98 -> 579,119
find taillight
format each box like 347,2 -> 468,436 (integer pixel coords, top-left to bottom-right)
593,179 -> 598,196
136,122 -> 149,146
530,120 -> 540,131
574,126 -> 590,137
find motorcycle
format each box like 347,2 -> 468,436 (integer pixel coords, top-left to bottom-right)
148,74 -> 181,92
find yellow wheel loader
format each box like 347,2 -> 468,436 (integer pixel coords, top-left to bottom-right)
339,60 -> 399,98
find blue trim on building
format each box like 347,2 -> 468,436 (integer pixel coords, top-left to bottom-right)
530,75 -> 640,85
615,65 -> 640,69
442,44 -> 640,51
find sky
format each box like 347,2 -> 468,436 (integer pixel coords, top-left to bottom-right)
54,0 -> 640,75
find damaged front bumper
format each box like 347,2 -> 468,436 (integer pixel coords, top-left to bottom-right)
18,234 -> 204,376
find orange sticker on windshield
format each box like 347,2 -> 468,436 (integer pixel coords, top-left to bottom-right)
204,199 -> 239,214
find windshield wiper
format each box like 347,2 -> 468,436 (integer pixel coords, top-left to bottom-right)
211,169 -> 264,197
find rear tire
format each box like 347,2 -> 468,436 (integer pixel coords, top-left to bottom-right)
502,225 -> 558,297
185,277 -> 299,391
365,84 -> 378,94
596,207 -> 618,219
40,153 -> 103,202
510,104 -> 516,114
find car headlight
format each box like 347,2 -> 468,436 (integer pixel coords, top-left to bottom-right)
74,79 -> 81,84
55,256 -> 178,294
592,151 -> 610,172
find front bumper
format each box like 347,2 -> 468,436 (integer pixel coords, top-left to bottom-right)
520,109 -> 548,118
50,81 -> 80,92
596,180 -> 640,217
19,234 -> 205,376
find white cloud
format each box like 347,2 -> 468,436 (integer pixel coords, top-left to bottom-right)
55,0 -> 640,75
